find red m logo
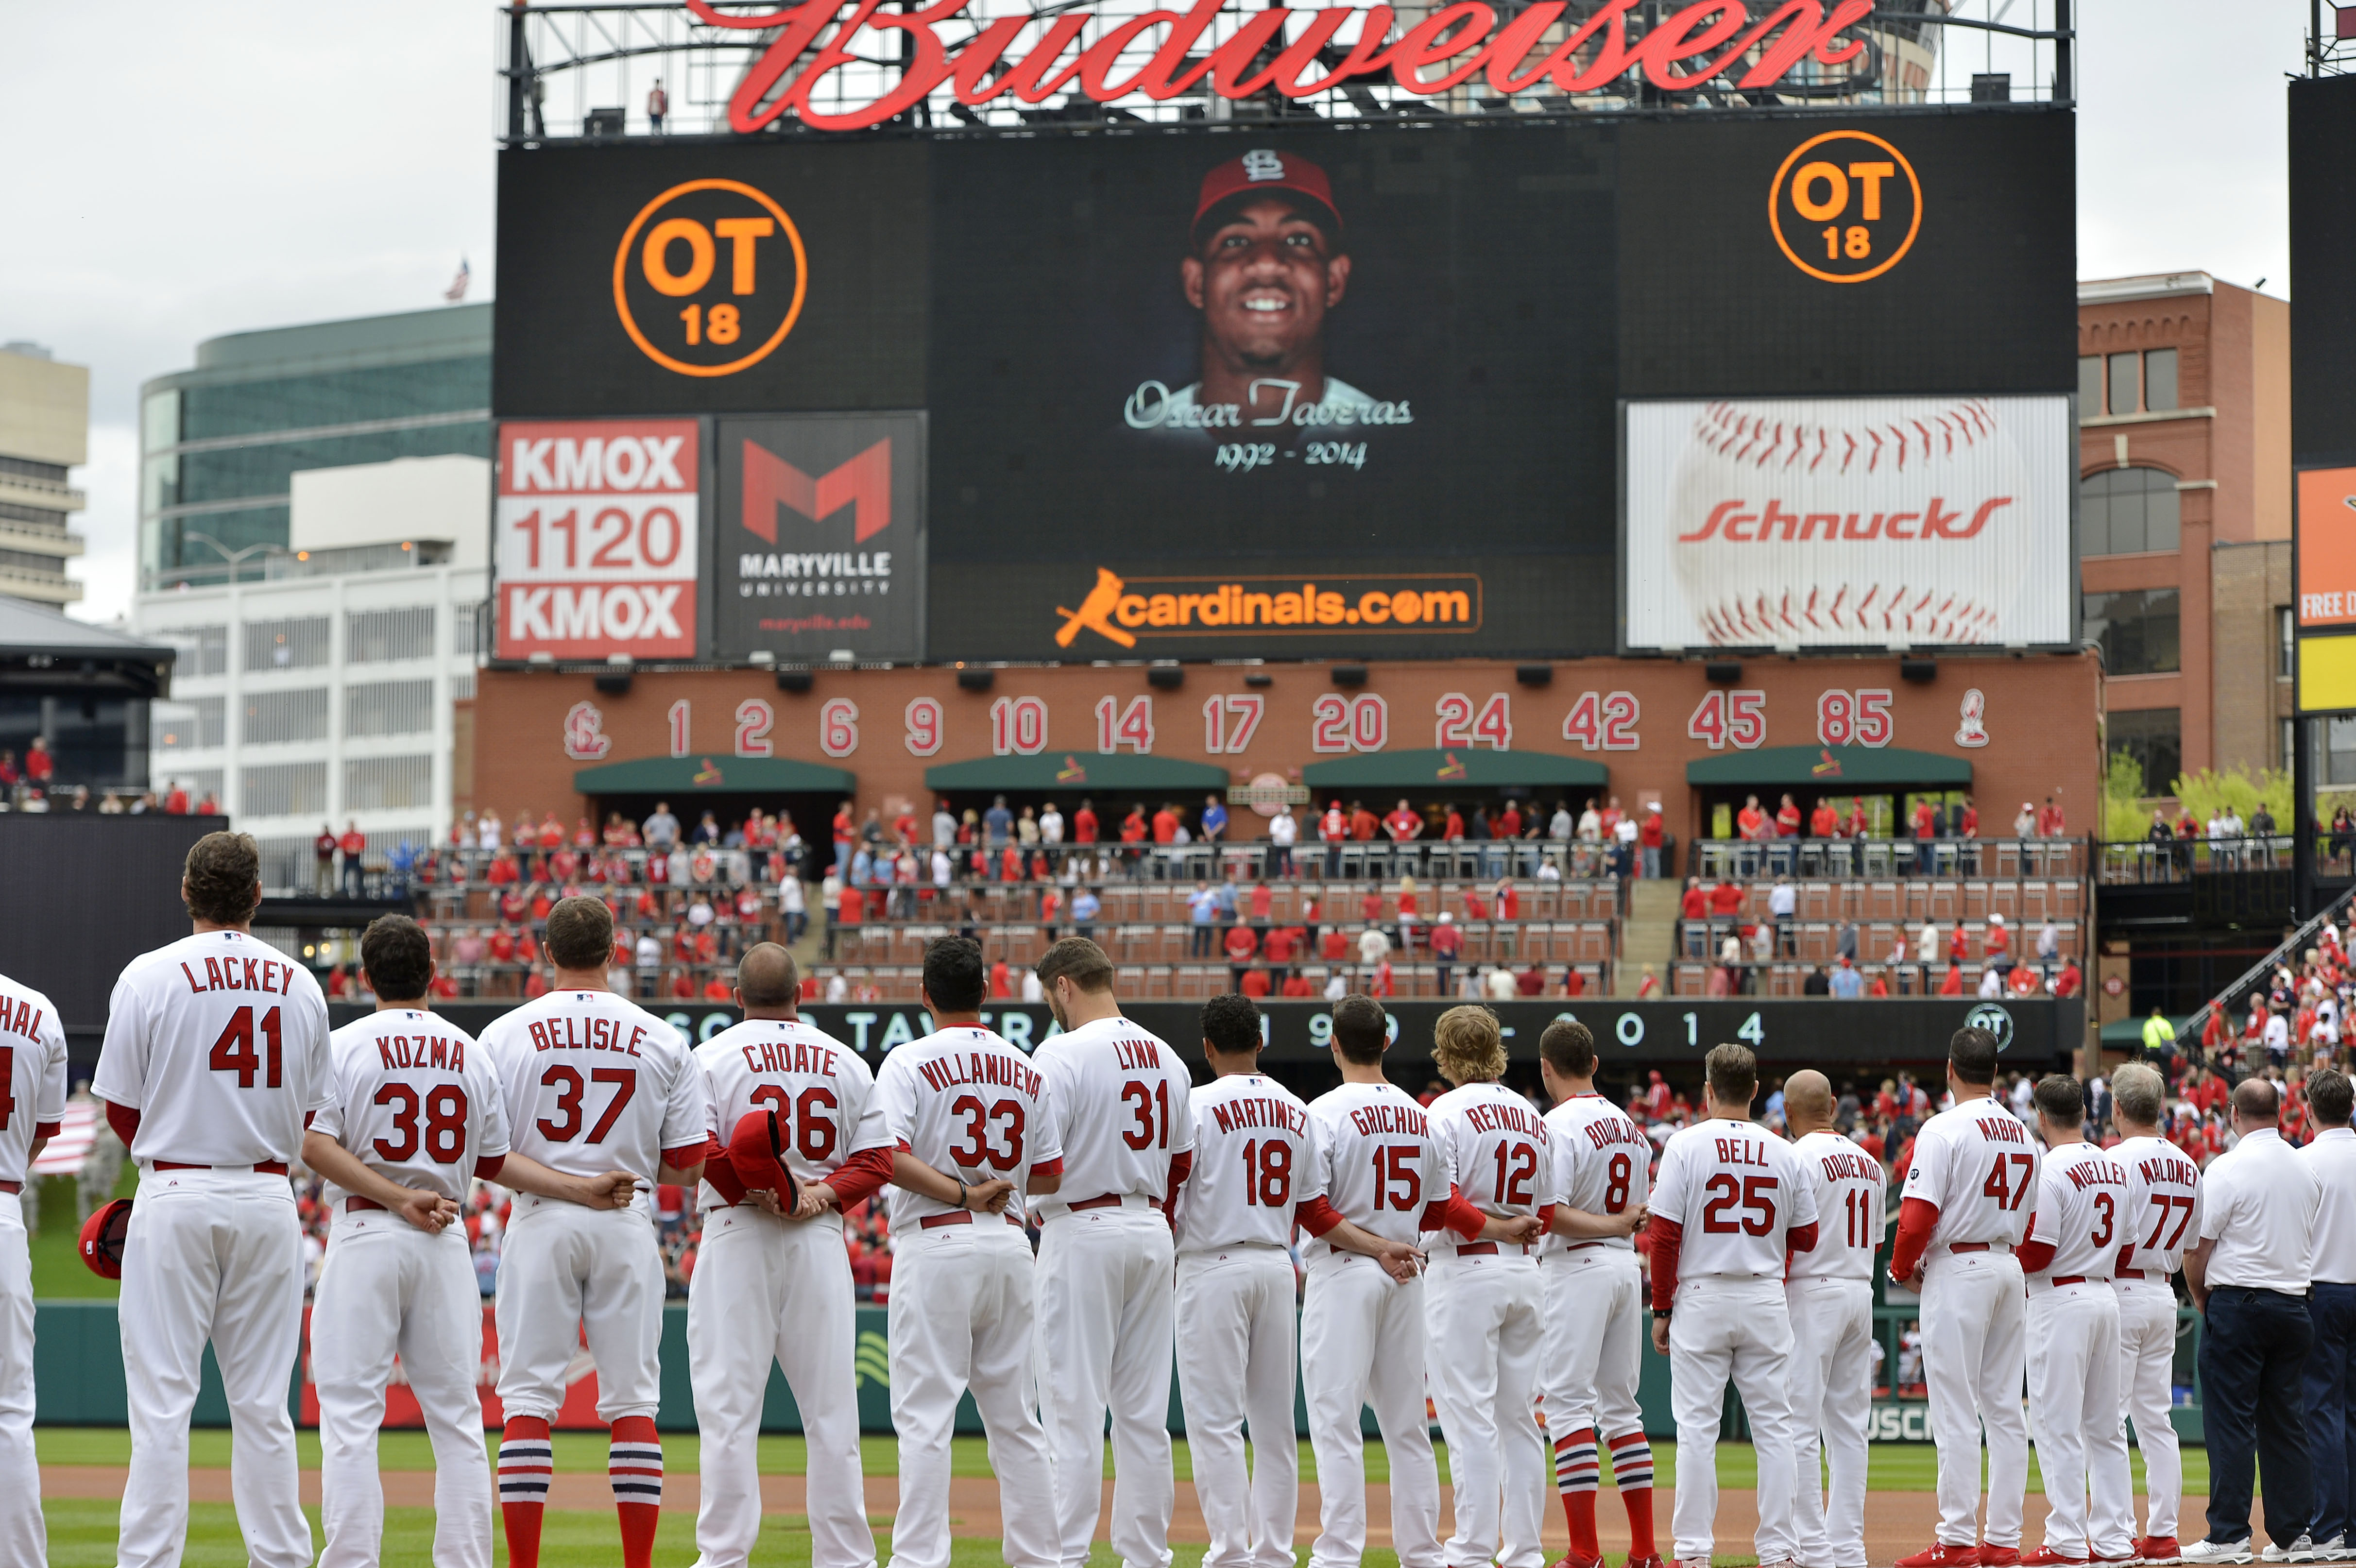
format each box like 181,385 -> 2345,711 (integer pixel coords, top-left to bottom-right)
740,438 -> 890,544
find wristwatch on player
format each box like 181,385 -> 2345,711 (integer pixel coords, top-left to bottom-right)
1652,1308 -> 1672,1320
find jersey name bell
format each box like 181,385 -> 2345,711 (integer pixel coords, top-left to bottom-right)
1651,1117 -> 1817,1278
693,1017 -> 889,1212
1901,1094 -> 2039,1248
478,989 -> 707,1181
1175,1074 -> 1310,1254
312,1010 -> 510,1204
93,930 -> 332,1166
1300,1081 -> 1444,1260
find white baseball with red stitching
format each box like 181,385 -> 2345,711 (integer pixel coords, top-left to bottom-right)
1666,396 -> 2034,647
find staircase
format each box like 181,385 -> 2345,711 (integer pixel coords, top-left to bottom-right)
1615,877 -> 1682,996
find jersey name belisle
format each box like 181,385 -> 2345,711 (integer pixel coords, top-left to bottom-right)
479,989 -> 708,1184
313,1010 -> 510,1206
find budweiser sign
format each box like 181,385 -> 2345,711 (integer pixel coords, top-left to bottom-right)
687,0 -> 1875,134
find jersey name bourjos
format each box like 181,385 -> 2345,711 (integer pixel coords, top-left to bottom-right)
694,1017 -> 889,1213
873,1025 -> 1060,1233
1542,1093 -> 1650,1259
1425,1081 -> 1550,1242
1788,1129 -> 1885,1283
2113,1134 -> 2202,1278
1301,1081 -> 1444,1260
478,989 -> 708,1184
1029,1015 -> 1194,1217
1651,1117 -> 1818,1280
1174,1073 -> 1311,1254
92,930 -> 332,1167
1902,1094 -> 2039,1249
313,1010 -> 511,1206
0,971 -> 68,1187
2026,1140 -> 2131,1284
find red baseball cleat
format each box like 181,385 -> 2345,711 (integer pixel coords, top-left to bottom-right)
2018,1551 -> 2089,1567
1551,1556 -> 1602,1568
2141,1543 -> 2184,1567
1625,1555 -> 1665,1568
1898,1546 -> 1986,1568
1982,1549 -> 2024,1568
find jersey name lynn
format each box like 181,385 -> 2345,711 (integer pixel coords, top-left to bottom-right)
916,1051 -> 1042,1098
524,1014 -> 650,1056
179,955 -> 299,996
1349,1101 -> 1428,1138
375,1033 -> 467,1073
1210,1096 -> 1306,1137
0,995 -> 47,1041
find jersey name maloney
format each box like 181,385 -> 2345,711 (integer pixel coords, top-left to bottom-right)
2137,1150 -> 2200,1187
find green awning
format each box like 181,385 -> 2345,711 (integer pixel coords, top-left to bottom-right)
924,753 -> 1231,793
1685,745 -> 1973,788
573,755 -> 855,795
1301,748 -> 1607,790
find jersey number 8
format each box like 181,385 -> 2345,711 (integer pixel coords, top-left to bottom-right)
374,1083 -> 468,1164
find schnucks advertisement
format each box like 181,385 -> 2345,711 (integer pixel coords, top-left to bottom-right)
492,418 -> 700,661
1620,395 -> 2076,652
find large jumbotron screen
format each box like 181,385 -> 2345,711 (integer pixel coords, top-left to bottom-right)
491,111 -> 2075,664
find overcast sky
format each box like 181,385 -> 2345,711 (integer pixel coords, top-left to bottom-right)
0,0 -> 2314,626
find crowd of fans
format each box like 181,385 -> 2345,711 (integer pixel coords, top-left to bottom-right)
0,739 -> 221,815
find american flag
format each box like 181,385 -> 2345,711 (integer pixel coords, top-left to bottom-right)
444,256 -> 471,303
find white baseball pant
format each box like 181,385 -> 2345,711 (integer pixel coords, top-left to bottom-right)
2026,1283 -> 2134,1559
1174,1246 -> 1299,1568
0,1192 -> 43,1568
1785,1275 -> 1876,1568
688,1207 -> 874,1568
1539,1247 -> 1644,1445
311,1206 -> 491,1568
117,1169 -> 312,1568
1300,1252 -> 1442,1568
2117,1280 -> 2185,1541
889,1217 -> 1058,1568
1920,1248 -> 2030,1551
1035,1204 -> 1178,1568
1669,1276 -> 1802,1566
495,1193 -> 665,1422
1422,1248 -> 1546,1568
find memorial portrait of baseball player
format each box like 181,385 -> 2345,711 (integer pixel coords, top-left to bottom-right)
687,942 -> 897,1568
1123,148 -> 1392,441
1536,1018 -> 1659,1568
302,914 -> 637,1568
90,830 -> 333,1568
1646,1040 -> 1817,1568
476,894 -> 712,1568
1887,1026 -> 2037,1568
0,962 -> 66,1568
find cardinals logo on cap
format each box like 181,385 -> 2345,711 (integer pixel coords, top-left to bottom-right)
1242,150 -> 1285,181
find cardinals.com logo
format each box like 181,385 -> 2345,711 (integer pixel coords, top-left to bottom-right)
735,437 -> 895,602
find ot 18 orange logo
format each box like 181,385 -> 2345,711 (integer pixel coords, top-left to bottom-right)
1769,131 -> 1921,284
612,178 -> 807,376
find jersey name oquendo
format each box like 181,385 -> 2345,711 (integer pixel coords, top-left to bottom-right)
1543,1093 -> 1651,1258
313,1010 -> 511,1204
1176,1074 -> 1311,1254
873,1024 -> 1062,1233
0,972 -> 68,1187
2021,1142 -> 2131,1283
478,989 -> 708,1182
693,1016 -> 893,1215
93,930 -> 333,1166
1648,1118 -> 1819,1304
1788,1130 -> 1885,1283
1030,1017 -> 1194,1216
2113,1135 -> 2202,1279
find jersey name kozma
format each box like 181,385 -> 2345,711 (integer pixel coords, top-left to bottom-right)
371,1033 -> 469,1073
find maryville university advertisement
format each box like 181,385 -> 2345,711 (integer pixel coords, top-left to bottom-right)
493,418 -> 700,661
1621,395 -> 2075,652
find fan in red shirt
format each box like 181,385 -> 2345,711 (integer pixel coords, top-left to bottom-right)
1383,800 -> 1423,840
1120,807 -> 1148,844
1707,880 -> 1744,920
1240,968 -> 1272,998
1644,1071 -> 1672,1122
1280,972 -> 1315,997
1809,798 -> 1840,838
1495,803 -> 1523,840
1152,805 -> 1180,844
1958,799 -> 1979,837
1680,879 -> 1709,921
1845,797 -> 1869,836
1939,963 -> 1963,995
1443,806 -> 1466,840
1494,878 -> 1520,920
1074,801 -> 1100,843
1911,798 -> 1937,839
1319,928 -> 1349,960
1734,796 -> 1766,839
1774,794 -> 1802,837
1349,802 -> 1380,841
1360,888 -> 1386,925
1224,919 -> 1259,969
2036,796 -> 2066,836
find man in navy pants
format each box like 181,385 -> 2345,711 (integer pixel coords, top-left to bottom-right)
2301,1070 -> 2356,1557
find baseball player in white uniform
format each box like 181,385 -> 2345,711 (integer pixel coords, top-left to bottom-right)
2108,1062 -> 2202,1566
0,966 -> 66,1568
1888,1026 -> 2037,1568
688,942 -> 895,1568
1298,994 -> 1479,1568
477,895 -> 711,1568
875,936 -> 1062,1568
1030,937 -> 1195,1568
1176,993 -> 1423,1568
91,831 -> 333,1568
1423,1005 -> 1551,1568
2017,1075 -> 2135,1566
301,914 -> 637,1568
1646,1041 -> 1818,1568
1536,1020 -> 1658,1568
1780,1070 -> 1884,1568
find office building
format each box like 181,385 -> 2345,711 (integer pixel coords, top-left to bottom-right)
0,341 -> 89,607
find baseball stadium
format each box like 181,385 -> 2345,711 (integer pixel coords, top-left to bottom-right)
10,3 -> 2356,1567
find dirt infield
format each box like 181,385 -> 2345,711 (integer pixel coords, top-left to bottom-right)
41,1467 -> 2209,1559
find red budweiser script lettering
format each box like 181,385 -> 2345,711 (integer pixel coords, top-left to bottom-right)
688,0 -> 1872,132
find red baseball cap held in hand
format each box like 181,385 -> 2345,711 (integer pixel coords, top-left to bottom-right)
1193,149 -> 1344,241
727,1109 -> 801,1210
81,1198 -> 133,1279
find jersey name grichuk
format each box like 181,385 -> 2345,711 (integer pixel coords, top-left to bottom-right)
1348,1100 -> 1427,1138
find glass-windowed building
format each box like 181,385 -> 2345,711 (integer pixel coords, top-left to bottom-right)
140,305 -> 490,589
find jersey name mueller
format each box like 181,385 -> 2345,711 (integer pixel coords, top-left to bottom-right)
2116,1135 -> 2202,1278
1903,1096 -> 2038,1249
2028,1142 -> 2130,1283
1544,1094 -> 1650,1257
1176,1074 -> 1311,1254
